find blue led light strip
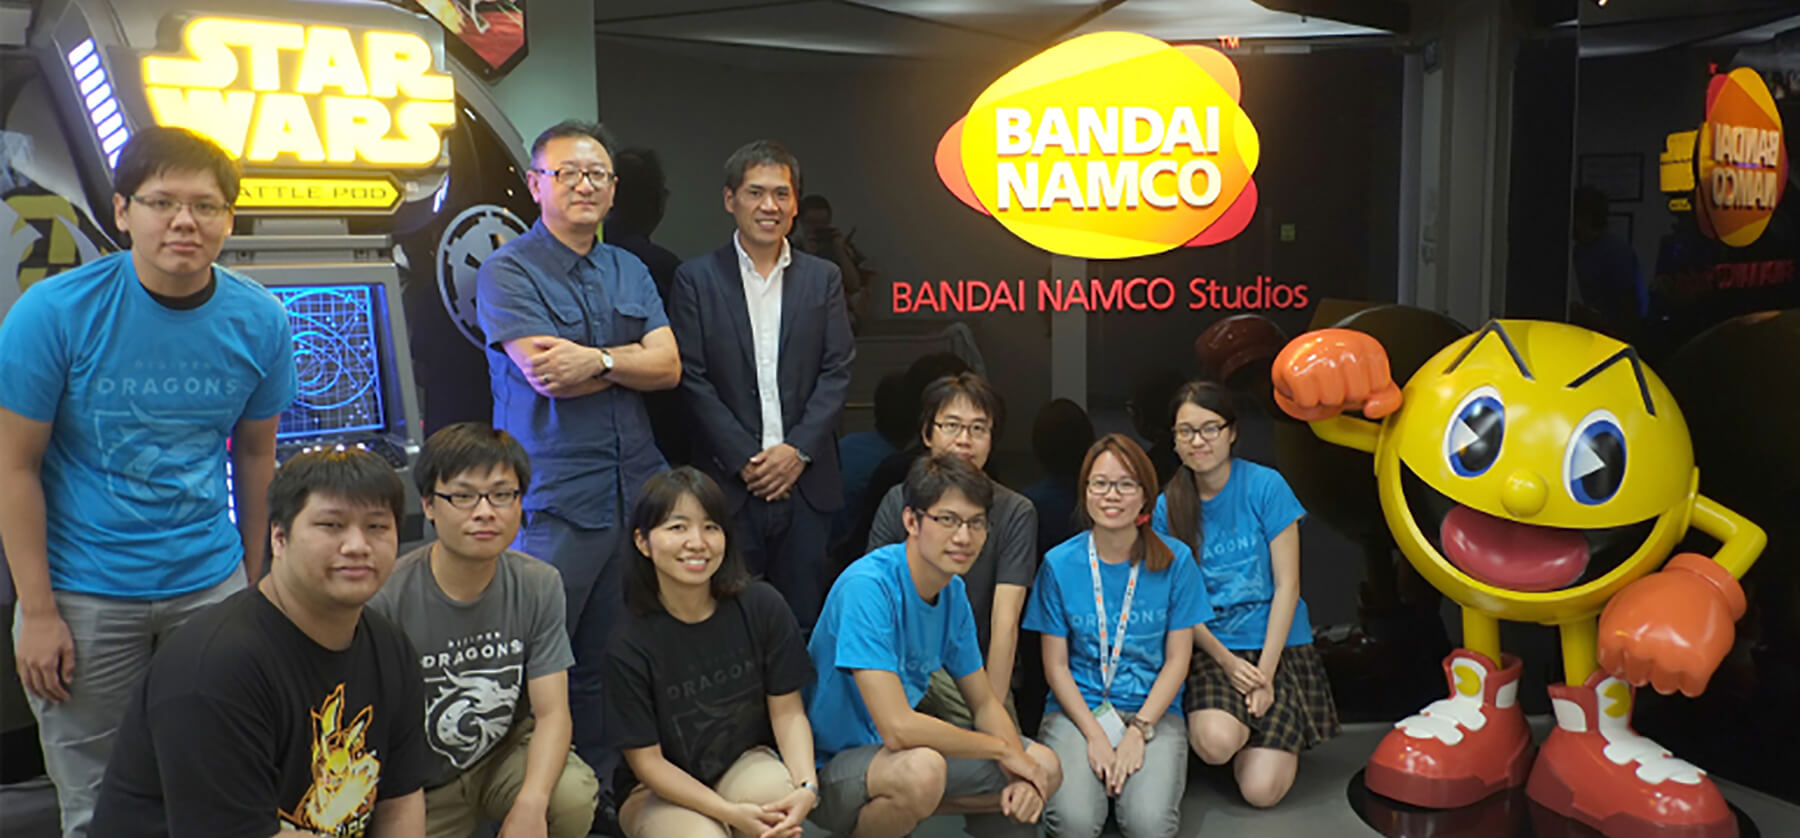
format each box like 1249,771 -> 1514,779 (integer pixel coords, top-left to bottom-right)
64,38 -> 129,168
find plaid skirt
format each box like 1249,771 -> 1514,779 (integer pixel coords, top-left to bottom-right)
1184,643 -> 1341,753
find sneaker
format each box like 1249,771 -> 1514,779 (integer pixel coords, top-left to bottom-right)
1365,648 -> 1534,808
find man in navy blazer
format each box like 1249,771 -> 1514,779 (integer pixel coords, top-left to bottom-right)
667,140 -> 854,632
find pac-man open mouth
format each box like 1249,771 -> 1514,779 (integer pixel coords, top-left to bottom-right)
1401,466 -> 1654,592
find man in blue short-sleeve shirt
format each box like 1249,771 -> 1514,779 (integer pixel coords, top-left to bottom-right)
0,127 -> 296,838
805,455 -> 1061,837
474,119 -> 680,807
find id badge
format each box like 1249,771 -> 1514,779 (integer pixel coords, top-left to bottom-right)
1093,701 -> 1126,747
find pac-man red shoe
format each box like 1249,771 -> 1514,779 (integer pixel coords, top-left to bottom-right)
1365,648 -> 1534,808
1527,671 -> 1736,837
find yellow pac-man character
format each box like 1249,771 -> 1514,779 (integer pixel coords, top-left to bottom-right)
1275,320 -> 1761,837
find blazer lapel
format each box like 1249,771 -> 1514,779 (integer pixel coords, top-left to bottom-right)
716,246 -> 756,374
778,257 -> 804,360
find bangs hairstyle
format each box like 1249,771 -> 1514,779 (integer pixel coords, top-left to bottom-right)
723,139 -> 801,193
1162,380 -> 1237,562
268,449 -> 407,533
919,372 -> 1006,441
902,453 -> 993,515
415,422 -> 531,496
113,126 -> 241,203
530,119 -> 617,165
625,467 -> 750,615
1077,434 -> 1174,572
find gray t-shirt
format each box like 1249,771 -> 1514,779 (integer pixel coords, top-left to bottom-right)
866,480 -> 1037,655
368,545 -> 574,788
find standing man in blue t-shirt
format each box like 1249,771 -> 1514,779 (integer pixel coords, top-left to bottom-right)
474,119 -> 680,816
0,126 -> 298,838
807,454 -> 1061,837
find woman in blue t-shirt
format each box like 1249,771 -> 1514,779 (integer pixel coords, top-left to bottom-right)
1024,434 -> 1213,838
1153,380 -> 1340,808
604,468 -> 820,838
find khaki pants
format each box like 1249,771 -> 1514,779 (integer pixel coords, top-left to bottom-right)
915,668 -> 1020,731
424,718 -> 599,838
618,747 -> 795,838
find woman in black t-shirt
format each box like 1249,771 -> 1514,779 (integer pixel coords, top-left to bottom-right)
604,467 -> 819,838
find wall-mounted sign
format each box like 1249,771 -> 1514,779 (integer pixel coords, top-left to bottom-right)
1697,68 -> 1787,247
142,17 -> 456,170
935,32 -> 1261,260
236,175 -> 402,211
892,274 -> 1308,315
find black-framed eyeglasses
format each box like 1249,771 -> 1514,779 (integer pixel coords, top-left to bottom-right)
932,420 -> 992,440
1172,423 -> 1231,443
432,489 -> 522,509
128,194 -> 233,222
916,509 -> 989,534
1086,477 -> 1143,496
530,167 -> 616,189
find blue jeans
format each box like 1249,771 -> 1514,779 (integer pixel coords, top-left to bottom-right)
1038,711 -> 1188,838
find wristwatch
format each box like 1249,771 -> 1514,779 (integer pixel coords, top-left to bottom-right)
1128,715 -> 1156,742
800,779 -> 820,798
598,347 -> 615,377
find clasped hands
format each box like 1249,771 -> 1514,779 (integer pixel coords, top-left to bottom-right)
741,443 -> 805,501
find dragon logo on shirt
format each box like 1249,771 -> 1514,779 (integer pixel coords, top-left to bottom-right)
280,683 -> 380,837
426,665 -> 521,769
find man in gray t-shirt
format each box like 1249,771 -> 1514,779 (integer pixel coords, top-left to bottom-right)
865,373 -> 1037,727
367,423 -> 599,838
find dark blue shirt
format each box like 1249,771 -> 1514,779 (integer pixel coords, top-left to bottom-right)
476,220 -> 669,529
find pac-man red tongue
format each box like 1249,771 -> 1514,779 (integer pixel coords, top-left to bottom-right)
1441,505 -> 1589,592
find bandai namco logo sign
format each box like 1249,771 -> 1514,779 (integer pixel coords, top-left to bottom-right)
935,32 -> 1260,260
1696,67 -> 1787,247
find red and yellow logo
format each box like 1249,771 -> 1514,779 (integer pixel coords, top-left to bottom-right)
1696,67 -> 1787,247
935,32 -> 1260,260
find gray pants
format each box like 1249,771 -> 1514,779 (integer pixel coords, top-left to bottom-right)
13,567 -> 245,838
1039,711 -> 1188,838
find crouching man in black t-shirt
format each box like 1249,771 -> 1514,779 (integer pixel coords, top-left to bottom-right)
91,449 -> 428,838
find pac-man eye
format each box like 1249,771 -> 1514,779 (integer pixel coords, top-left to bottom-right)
1565,409 -> 1626,505
1444,386 -> 1504,478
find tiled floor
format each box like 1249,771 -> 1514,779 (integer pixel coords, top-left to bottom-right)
6,721 -> 1797,836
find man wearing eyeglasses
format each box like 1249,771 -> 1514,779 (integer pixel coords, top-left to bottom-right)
865,373 -> 1037,732
368,423 -> 599,838
475,120 -> 680,810
0,126 -> 296,838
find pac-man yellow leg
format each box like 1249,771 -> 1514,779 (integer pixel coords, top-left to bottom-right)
1462,607 -> 1502,664
1557,618 -> 1598,687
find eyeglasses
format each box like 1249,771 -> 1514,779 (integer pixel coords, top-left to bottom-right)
917,510 -> 989,534
432,489 -> 522,510
1173,423 -> 1231,443
128,195 -> 233,222
1086,477 -> 1144,496
932,420 -> 992,440
531,167 -> 616,189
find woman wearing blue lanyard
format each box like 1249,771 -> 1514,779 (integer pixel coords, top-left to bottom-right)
1154,381 -> 1340,809
1024,434 -> 1214,838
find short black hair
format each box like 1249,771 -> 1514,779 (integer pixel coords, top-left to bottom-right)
113,126 -> 240,203
903,453 -> 994,515
268,449 -> 408,534
1032,398 -> 1096,478
530,119 -> 617,166
609,147 -> 667,232
798,194 -> 832,215
920,372 -> 1006,439
414,422 -> 531,496
724,139 -> 801,193
624,467 -> 751,615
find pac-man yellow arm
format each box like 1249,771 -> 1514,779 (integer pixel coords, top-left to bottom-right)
1308,414 -> 1381,454
1689,494 -> 1766,579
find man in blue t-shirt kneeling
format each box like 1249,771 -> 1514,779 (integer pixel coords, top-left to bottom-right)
806,454 -> 1061,837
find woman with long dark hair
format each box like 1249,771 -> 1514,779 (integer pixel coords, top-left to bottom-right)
1154,381 -> 1340,808
604,467 -> 818,837
1024,435 -> 1213,838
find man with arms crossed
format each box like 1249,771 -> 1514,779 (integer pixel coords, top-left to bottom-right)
89,449 -> 427,837
0,126 -> 296,837
369,422 -> 599,838
807,454 -> 1061,837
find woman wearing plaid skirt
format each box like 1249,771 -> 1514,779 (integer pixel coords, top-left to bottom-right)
1152,381 -> 1341,808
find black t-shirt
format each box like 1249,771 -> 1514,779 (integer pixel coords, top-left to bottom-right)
91,589 -> 427,838
603,582 -> 813,788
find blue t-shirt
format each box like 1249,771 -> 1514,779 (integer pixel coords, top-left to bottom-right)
0,253 -> 297,599
477,220 -> 670,529
805,543 -> 983,762
1152,458 -> 1311,650
1021,532 -> 1213,718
